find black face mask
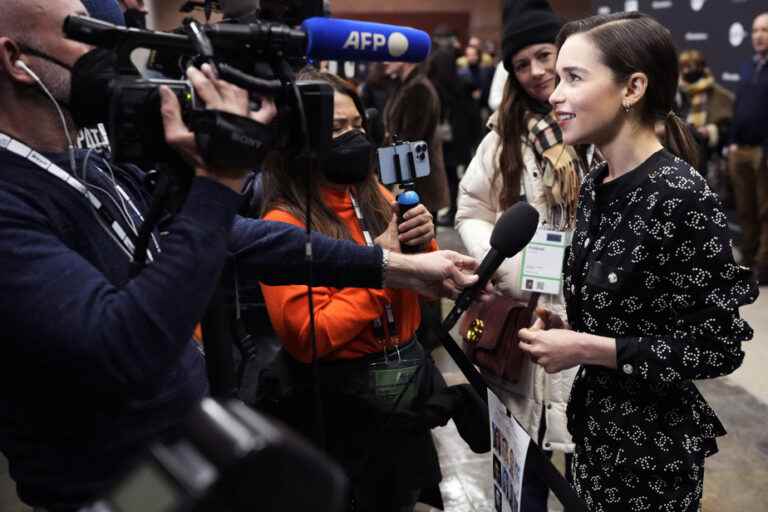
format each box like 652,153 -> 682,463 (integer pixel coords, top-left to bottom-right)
123,9 -> 148,30
69,48 -> 137,128
322,130 -> 373,185
682,69 -> 705,83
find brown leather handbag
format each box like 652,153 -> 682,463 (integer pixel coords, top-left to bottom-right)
459,293 -> 539,384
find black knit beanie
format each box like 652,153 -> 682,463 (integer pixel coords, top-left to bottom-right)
502,0 -> 562,72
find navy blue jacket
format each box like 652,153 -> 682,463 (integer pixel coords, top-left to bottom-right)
731,57 -> 768,147
0,147 -> 382,510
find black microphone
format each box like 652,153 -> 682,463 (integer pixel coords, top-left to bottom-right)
442,202 -> 539,332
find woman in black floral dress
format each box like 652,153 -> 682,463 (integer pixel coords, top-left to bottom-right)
517,12 -> 759,512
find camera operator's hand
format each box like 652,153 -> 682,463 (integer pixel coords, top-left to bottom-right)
160,64 -> 277,192
396,203 -> 434,249
385,250 -> 480,299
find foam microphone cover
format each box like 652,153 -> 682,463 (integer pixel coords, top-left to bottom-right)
491,201 -> 540,257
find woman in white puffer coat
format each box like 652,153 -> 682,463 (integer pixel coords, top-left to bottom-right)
456,2 -> 593,507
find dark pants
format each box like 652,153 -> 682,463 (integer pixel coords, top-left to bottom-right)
729,145 -> 768,267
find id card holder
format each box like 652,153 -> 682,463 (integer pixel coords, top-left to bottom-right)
519,228 -> 572,295
368,357 -> 421,409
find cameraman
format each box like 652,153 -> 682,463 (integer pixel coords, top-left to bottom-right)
0,1 -> 480,510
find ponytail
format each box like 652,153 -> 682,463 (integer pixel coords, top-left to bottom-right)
662,112 -> 700,169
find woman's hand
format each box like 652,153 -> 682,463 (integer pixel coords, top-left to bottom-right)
519,315 -> 617,373
397,203 -> 435,250
374,213 -> 402,253
518,325 -> 585,374
160,63 -> 277,191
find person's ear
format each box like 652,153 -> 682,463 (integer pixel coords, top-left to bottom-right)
0,38 -> 35,85
622,71 -> 649,112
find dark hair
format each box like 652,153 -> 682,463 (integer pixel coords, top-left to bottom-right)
495,72 -> 545,209
261,68 -> 391,240
556,12 -> 699,167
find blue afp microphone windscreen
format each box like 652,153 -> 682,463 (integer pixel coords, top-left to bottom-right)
301,17 -> 431,62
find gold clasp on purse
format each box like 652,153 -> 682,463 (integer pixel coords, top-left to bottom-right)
466,319 -> 485,344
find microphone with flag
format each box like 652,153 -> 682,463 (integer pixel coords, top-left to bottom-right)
442,202 -> 540,332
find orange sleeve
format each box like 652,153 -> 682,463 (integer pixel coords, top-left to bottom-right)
260,209 -> 391,363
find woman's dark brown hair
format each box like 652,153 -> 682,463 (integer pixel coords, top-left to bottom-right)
495,73 -> 546,209
556,11 -> 699,167
261,68 -> 392,240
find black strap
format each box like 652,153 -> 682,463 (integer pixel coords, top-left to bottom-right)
438,327 -> 587,511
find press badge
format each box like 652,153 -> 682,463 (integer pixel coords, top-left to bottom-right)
518,228 -> 571,295
369,359 -> 421,409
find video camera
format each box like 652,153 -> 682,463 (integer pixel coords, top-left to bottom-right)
63,0 -> 431,173
80,398 -> 348,512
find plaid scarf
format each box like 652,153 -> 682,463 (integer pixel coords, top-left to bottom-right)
680,74 -> 714,128
525,110 -> 585,230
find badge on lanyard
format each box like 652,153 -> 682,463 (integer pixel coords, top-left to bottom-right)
518,228 -> 572,295
368,358 -> 421,409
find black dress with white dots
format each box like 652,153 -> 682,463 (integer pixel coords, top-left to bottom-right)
563,149 -> 758,512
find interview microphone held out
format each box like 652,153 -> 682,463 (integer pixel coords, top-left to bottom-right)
301,17 -> 431,62
443,202 -> 539,332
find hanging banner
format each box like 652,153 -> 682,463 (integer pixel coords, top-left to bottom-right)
592,0 -> 765,92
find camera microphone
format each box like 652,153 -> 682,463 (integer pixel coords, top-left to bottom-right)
301,17 -> 431,62
442,202 -> 540,332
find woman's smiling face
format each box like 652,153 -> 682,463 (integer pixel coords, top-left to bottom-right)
549,33 -> 628,147
511,43 -> 558,104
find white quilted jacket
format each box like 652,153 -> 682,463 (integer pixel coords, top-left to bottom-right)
455,116 -> 579,452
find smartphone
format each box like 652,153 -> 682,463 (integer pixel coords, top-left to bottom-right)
377,140 -> 430,185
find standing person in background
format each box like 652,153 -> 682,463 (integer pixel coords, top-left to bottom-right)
522,11 -> 757,511
383,60 -> 449,217
428,47 -> 483,228
456,1 -> 587,509
359,62 -> 398,120
458,45 -> 495,115
678,49 -> 734,173
117,0 -> 147,29
728,11 -> 768,284
259,70 -> 442,512
384,58 -> 450,350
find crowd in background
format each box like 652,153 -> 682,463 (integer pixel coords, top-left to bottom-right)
337,13 -> 768,286
0,0 -> 766,510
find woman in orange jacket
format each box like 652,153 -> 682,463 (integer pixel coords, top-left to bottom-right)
259,70 -> 441,512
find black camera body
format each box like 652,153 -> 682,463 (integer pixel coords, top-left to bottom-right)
63,0 -> 333,172
80,399 -> 348,512
109,78 -> 198,167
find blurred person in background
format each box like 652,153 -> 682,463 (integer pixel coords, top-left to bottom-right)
458,44 -> 495,114
383,56 -> 449,354
427,47 -> 483,228
729,11 -> 768,283
117,0 -> 147,29
456,1 -> 588,509
359,62 -> 398,119
678,49 -> 734,172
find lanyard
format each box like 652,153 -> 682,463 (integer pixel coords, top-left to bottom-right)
349,191 -> 398,346
0,132 -> 159,262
